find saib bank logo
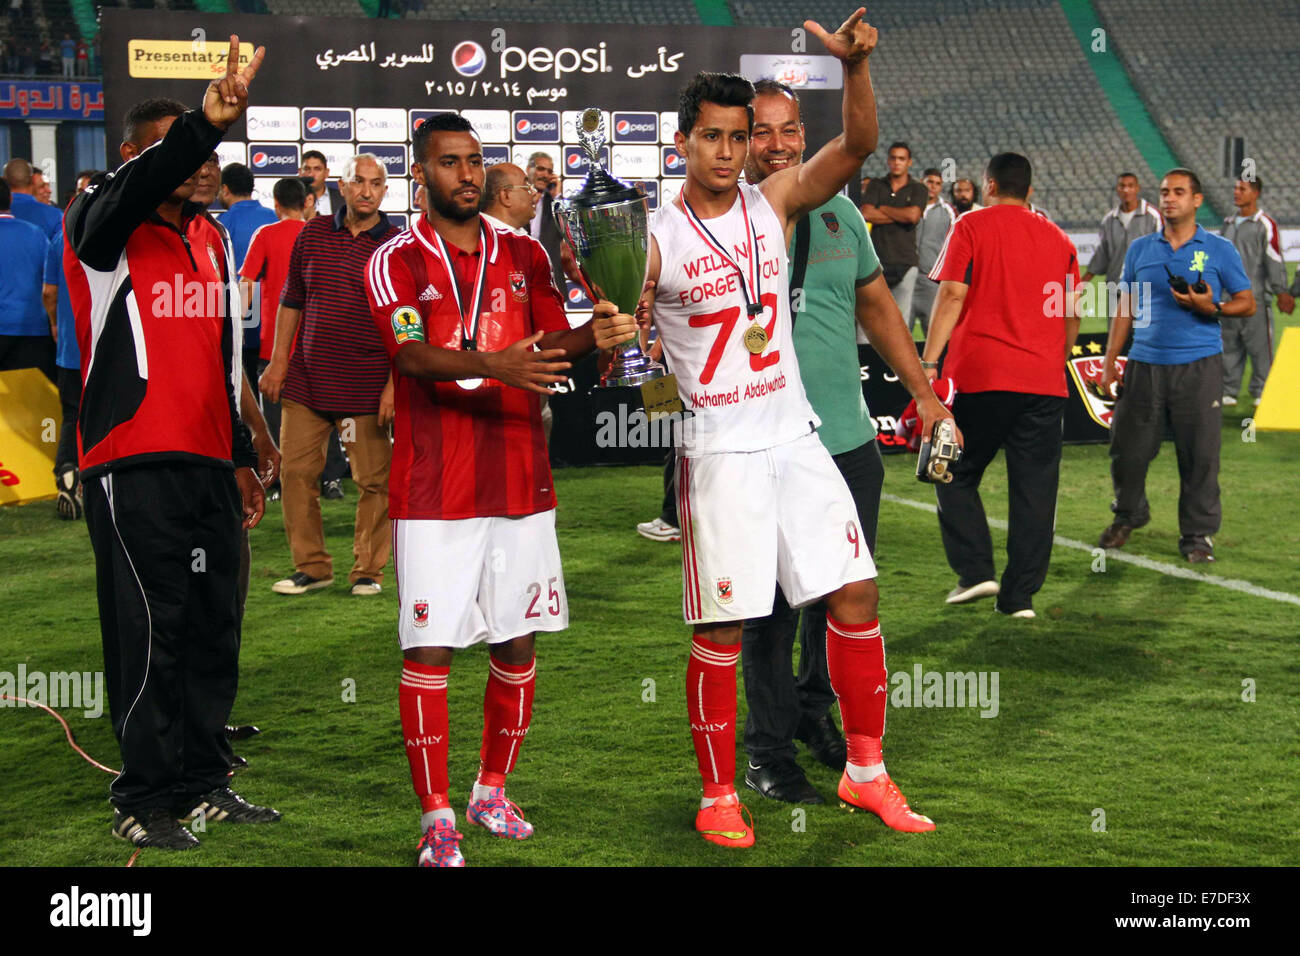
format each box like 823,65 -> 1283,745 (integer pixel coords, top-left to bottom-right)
302,108 -> 353,141
452,41 -> 487,77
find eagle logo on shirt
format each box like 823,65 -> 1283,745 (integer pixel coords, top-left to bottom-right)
509,271 -> 528,302
821,212 -> 840,234
391,306 -> 424,344
1190,250 -> 1208,272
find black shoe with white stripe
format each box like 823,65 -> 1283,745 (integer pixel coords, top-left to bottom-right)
180,787 -> 282,825
112,808 -> 201,850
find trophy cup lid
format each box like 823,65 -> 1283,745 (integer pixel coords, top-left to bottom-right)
569,107 -> 644,209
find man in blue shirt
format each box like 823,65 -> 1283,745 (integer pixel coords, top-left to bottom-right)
217,161 -> 276,383
0,179 -> 54,382
42,173 -> 97,519
3,158 -> 62,240
1099,169 -> 1254,563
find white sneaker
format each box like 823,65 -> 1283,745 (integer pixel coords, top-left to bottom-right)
272,571 -> 334,595
1221,395 -> 1238,406
350,578 -> 382,596
945,580 -> 1000,605
636,517 -> 681,542
1007,608 -> 1037,620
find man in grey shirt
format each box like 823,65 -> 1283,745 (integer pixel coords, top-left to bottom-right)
1082,172 -> 1162,290
859,142 -> 926,335
911,167 -> 955,335
1219,176 -> 1288,406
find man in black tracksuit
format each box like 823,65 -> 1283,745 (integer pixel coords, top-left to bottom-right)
64,38 -> 279,850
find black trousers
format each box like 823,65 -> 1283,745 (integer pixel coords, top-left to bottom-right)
740,440 -> 884,764
54,367 -> 81,475
84,464 -> 243,813
1109,354 -> 1221,554
935,391 -> 1064,613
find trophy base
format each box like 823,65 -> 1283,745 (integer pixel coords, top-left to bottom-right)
598,356 -> 667,389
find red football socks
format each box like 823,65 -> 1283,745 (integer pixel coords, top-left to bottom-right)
826,614 -> 888,741
479,655 -> 536,788
687,634 -> 740,799
400,660 -> 451,813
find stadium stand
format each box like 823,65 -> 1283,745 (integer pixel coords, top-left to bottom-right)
1095,0 -> 1300,224
729,0 -> 1159,227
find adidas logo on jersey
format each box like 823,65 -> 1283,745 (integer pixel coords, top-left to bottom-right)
418,284 -> 442,301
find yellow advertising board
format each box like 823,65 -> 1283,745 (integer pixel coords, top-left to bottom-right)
0,369 -> 60,506
127,39 -> 257,79
1254,327 -> 1300,431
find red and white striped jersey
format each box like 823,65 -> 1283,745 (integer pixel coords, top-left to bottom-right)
650,184 -> 818,455
366,213 -> 569,520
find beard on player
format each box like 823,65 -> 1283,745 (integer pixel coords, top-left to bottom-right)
427,177 -> 480,223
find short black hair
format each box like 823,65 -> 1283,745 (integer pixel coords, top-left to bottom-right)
922,167 -> 942,179
301,149 -> 327,166
298,175 -> 316,195
413,112 -> 476,165
677,72 -> 754,136
752,77 -> 800,116
221,163 -> 254,197
1117,171 -> 1138,182
1164,167 -> 1202,195
887,141 -> 911,157
273,176 -> 307,210
1237,171 -> 1262,193
0,179 -> 10,212
123,97 -> 187,146
986,152 -> 1032,199
75,168 -> 99,183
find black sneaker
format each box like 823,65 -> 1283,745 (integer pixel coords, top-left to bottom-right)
224,724 -> 262,740
795,713 -> 848,770
112,808 -> 200,850
321,479 -> 345,500
272,571 -> 334,595
180,787 -> 282,825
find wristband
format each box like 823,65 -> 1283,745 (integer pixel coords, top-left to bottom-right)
921,361 -> 939,370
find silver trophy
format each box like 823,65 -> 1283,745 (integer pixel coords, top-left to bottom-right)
553,108 -> 665,387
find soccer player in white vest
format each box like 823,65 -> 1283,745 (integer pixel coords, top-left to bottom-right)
641,9 -> 949,847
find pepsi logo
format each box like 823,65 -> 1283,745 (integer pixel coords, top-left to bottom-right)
306,117 -> 322,133
568,287 -> 586,303
413,117 -> 425,130
516,119 -> 532,135
566,153 -> 584,170
665,152 -> 683,169
616,120 -> 630,135
252,152 -> 268,168
453,41 -> 486,77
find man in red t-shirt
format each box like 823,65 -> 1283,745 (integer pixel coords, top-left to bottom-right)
921,152 -> 1081,619
365,113 -> 632,867
239,176 -> 308,448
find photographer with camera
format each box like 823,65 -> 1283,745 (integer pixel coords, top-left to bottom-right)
921,153 -> 1082,620
1097,169 -> 1253,564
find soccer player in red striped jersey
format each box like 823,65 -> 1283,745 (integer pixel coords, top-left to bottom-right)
365,112 -> 633,867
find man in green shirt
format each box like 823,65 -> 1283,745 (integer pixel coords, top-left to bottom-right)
739,79 -> 950,803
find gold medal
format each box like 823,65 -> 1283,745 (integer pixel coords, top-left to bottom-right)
743,323 -> 769,355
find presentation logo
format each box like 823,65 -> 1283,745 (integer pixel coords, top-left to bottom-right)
302,108 -> 353,141
453,41 -> 487,77
248,144 -> 300,174
513,111 -> 561,143
612,112 -> 658,143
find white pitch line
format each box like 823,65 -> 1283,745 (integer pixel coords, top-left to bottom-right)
881,493 -> 1300,607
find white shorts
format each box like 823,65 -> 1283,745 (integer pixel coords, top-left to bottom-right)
394,510 -> 569,649
676,430 -> 877,624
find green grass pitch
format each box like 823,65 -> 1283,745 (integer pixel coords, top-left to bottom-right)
1,310 -> 1298,867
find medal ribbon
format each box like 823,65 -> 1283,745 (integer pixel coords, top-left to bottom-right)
680,188 -> 763,317
429,220 -> 491,350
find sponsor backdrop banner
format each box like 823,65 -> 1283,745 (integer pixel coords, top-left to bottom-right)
101,11 -> 1119,467
0,81 -> 103,121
